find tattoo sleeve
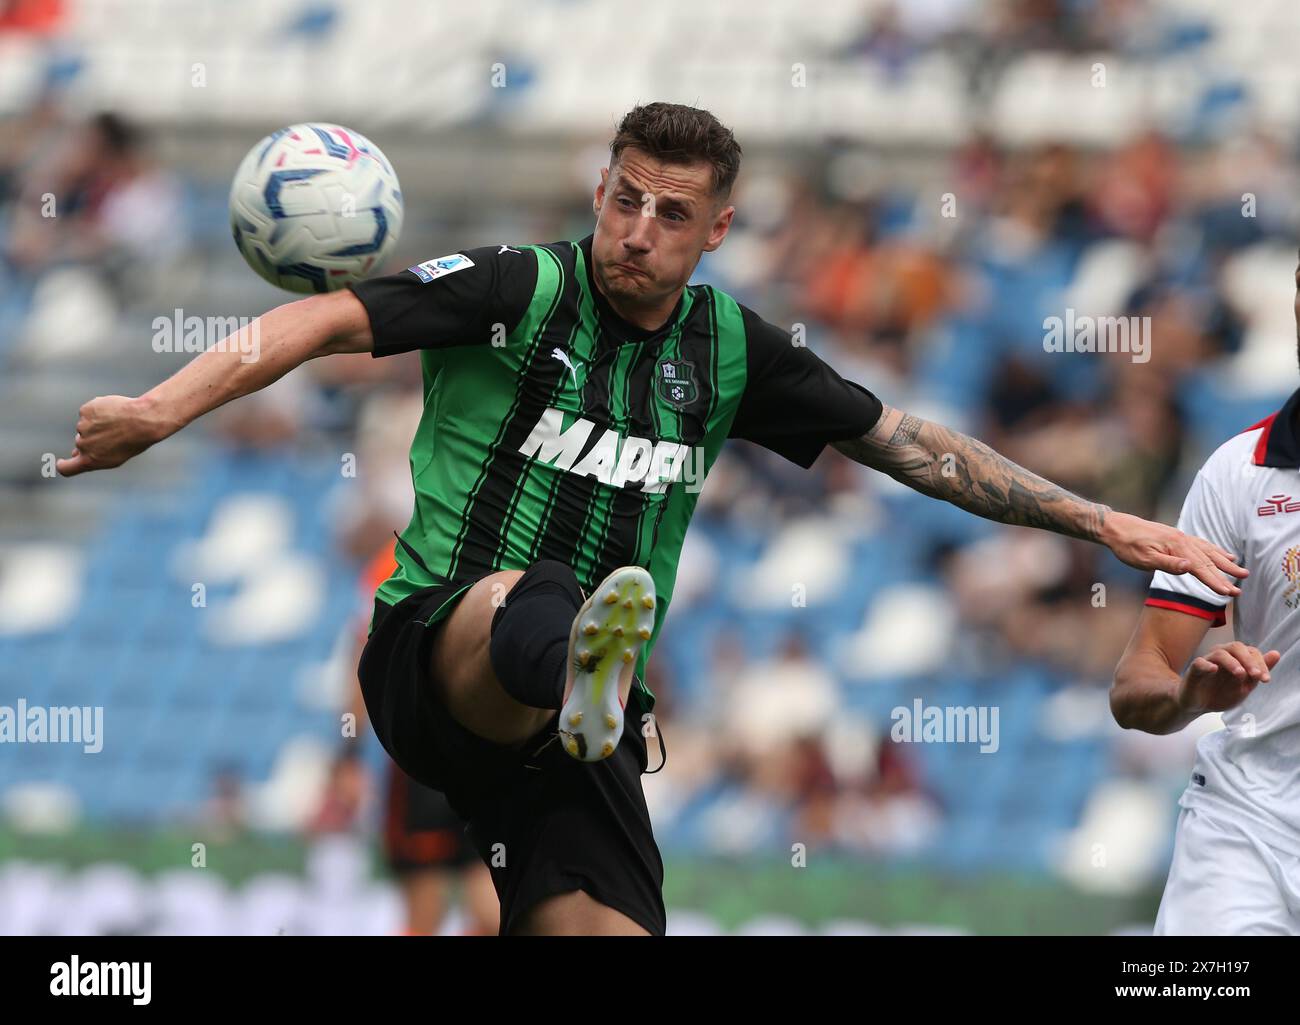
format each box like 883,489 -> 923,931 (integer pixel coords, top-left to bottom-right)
831,404 -> 1110,542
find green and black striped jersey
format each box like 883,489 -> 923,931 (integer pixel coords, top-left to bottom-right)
348,234 -> 882,709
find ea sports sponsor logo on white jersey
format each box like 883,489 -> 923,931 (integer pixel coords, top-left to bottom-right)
518,407 -> 704,493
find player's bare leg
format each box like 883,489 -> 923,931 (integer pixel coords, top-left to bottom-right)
429,561 -> 659,937
428,569 -> 554,746
428,562 -> 655,760
461,862 -> 501,935
509,889 -> 651,936
399,870 -> 451,936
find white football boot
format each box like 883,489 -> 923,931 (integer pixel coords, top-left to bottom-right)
558,566 -> 656,762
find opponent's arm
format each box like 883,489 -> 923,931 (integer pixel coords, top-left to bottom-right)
56,289 -> 373,476
830,403 -> 1247,596
1111,606 -> 1276,734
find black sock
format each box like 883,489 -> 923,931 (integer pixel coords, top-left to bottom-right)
488,560 -> 583,710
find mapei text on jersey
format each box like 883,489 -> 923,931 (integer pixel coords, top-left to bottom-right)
519,407 -> 706,493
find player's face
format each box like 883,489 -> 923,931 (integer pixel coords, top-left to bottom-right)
591,147 -> 733,316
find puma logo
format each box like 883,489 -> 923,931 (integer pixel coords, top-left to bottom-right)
551,348 -> 579,386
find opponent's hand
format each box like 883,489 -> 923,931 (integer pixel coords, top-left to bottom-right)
56,395 -> 165,477
1100,510 -> 1247,596
1179,642 -> 1279,714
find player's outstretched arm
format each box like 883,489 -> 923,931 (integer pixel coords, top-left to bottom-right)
1111,606 -> 1277,734
55,289 -> 373,477
830,403 -> 1247,596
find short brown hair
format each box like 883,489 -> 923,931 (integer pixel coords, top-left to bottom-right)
609,102 -> 742,200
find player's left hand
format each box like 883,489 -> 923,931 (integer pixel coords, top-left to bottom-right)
1101,511 -> 1247,596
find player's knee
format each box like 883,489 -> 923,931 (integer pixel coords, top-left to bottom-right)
518,559 -> 581,596
471,570 -> 523,619
485,561 -> 584,712
431,571 -> 523,682
490,560 -> 582,635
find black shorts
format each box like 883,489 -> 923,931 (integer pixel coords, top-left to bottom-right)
382,761 -> 477,875
357,578 -> 666,936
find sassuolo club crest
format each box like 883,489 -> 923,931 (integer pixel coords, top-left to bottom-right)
656,359 -> 697,408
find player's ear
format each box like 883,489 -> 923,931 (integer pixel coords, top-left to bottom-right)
593,166 -> 609,214
702,205 -> 734,253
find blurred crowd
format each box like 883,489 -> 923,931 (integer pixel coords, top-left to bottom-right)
3,0 -> 1296,896
289,115 -> 1292,862
847,0 -> 1183,92
0,104 -> 186,288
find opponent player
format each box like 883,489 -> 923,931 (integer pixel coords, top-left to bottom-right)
1111,254 -> 1300,935
58,103 -> 1245,936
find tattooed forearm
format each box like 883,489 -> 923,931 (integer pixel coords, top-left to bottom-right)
888,413 -> 923,447
832,404 -> 1110,542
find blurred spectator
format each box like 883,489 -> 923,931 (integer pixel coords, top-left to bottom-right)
201,764 -> 248,842
846,2 -> 921,79
0,90 -> 64,203
724,632 -> 839,764
331,385 -> 425,560
833,740 -> 943,856
306,750 -> 368,835
1090,131 -> 1177,243
6,110 -> 188,285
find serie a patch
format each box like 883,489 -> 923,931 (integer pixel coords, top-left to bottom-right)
407,253 -> 475,284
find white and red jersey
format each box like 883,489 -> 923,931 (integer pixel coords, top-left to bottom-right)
1146,390 -> 1300,854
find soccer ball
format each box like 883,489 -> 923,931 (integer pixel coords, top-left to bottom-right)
228,123 -> 404,293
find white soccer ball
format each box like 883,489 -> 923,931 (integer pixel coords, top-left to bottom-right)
228,122 -> 404,293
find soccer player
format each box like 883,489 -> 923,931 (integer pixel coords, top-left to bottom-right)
58,102 -> 1245,936
1111,254 -> 1300,936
